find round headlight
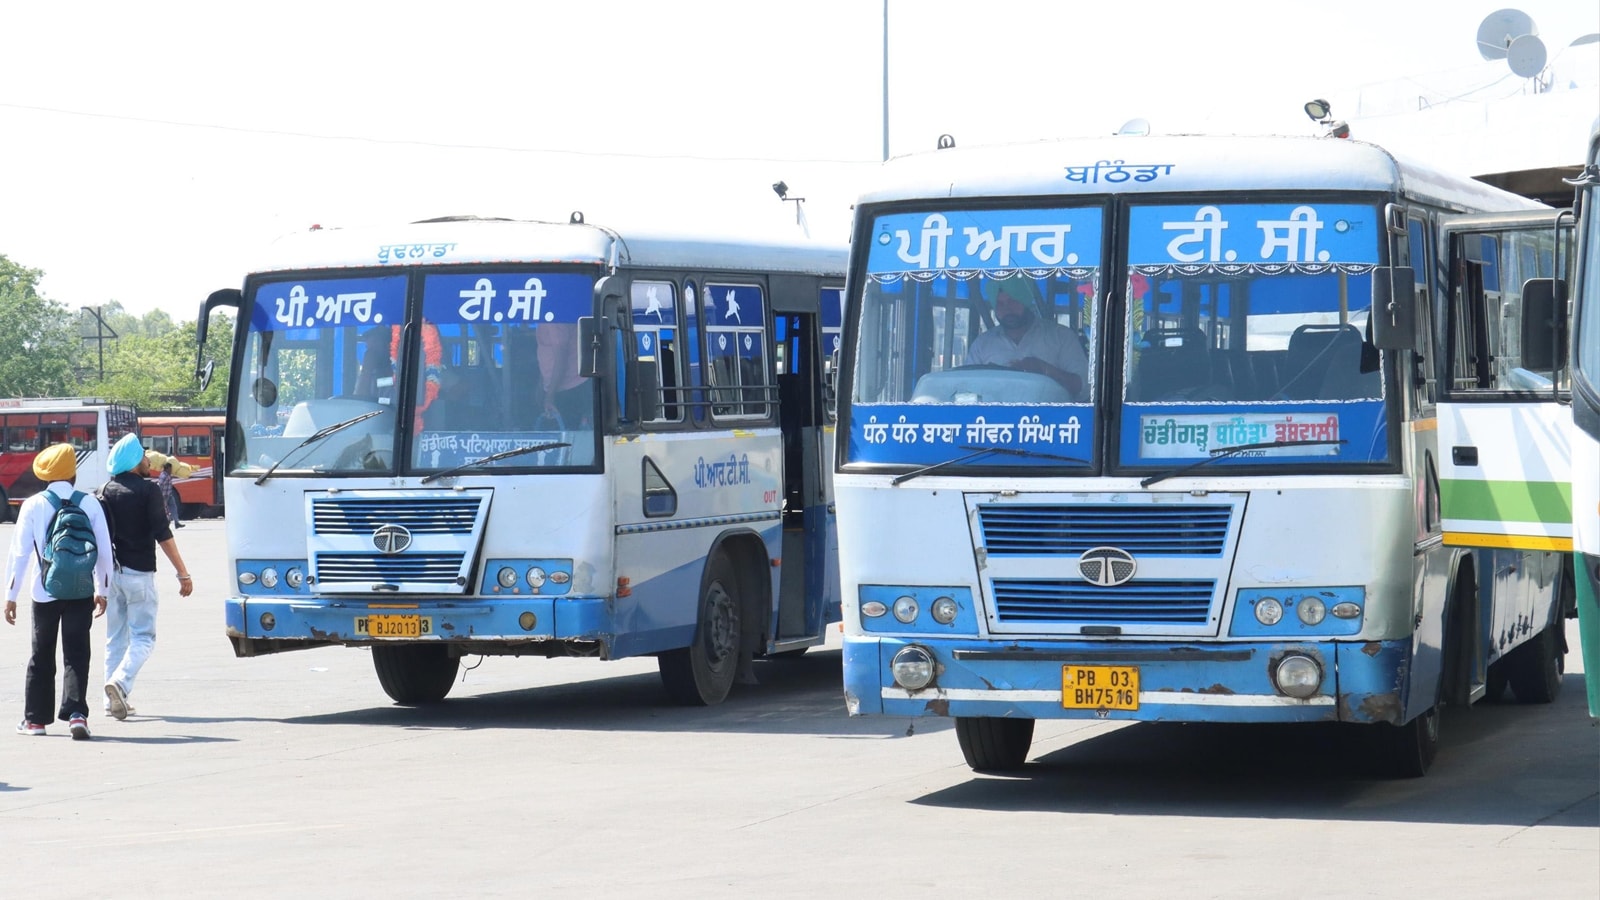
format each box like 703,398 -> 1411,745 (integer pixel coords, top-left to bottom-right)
526,567 -> 547,589
259,567 -> 280,589
497,566 -> 519,588
930,596 -> 959,625
285,567 -> 304,589
1297,596 -> 1327,626
892,596 -> 919,624
1254,596 -> 1283,626
1274,654 -> 1323,698
238,571 -> 257,586
860,600 -> 888,618
890,645 -> 936,690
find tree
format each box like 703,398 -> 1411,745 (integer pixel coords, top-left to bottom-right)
0,254 -> 79,397
83,312 -> 233,409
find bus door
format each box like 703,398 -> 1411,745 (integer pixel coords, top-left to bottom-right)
1438,212 -> 1572,662
211,423 -> 226,511
770,275 -> 835,647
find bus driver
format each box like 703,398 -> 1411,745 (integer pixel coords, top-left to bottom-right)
964,273 -> 1087,399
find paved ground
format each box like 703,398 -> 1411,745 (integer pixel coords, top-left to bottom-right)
1,518 -> 1596,899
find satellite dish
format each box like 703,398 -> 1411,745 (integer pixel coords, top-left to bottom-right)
1476,8 -> 1537,61
1506,33 -> 1548,78
1117,118 -> 1151,137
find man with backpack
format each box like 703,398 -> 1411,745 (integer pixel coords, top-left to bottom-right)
3,443 -> 113,740
98,433 -> 193,720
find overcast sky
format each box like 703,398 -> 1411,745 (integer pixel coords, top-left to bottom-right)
1,0 -> 1595,319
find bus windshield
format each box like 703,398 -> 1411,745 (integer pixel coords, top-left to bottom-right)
230,270 -> 598,476
1120,201 -> 1388,468
850,206 -> 1102,469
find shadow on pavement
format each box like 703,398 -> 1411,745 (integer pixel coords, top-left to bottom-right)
911,673 -> 1599,829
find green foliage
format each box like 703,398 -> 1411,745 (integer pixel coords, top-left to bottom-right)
0,255 -> 80,397
0,254 -> 233,408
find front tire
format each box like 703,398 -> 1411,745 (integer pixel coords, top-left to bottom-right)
372,644 -> 459,704
955,716 -> 1035,772
1372,704 -> 1440,778
659,554 -> 742,706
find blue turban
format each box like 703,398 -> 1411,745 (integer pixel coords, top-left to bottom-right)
108,432 -> 146,475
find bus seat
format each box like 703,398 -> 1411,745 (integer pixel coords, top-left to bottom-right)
1282,324 -> 1376,399
1135,327 -> 1209,400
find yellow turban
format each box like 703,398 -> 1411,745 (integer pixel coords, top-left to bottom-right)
33,443 -> 77,482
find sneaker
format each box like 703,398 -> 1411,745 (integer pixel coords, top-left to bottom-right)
15,720 -> 45,736
69,714 -> 90,741
105,683 -> 129,720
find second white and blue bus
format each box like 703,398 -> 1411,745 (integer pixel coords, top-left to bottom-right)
198,214 -> 845,706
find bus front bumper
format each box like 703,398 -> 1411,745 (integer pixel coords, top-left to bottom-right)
843,636 -> 1410,725
223,595 -> 612,656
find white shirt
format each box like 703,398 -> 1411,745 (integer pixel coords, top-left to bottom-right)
965,317 -> 1090,398
4,481 -> 114,604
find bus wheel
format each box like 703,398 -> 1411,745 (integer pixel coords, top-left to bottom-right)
659,554 -> 741,706
372,644 -> 459,704
1372,705 -> 1440,778
954,716 -> 1035,772
1506,621 -> 1565,704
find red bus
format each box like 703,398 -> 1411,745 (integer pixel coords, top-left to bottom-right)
1,398 -> 138,523
138,412 -> 225,518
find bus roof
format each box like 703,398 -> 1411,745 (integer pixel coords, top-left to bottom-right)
857,134 -> 1548,213
0,398 -> 125,411
246,216 -> 848,279
137,415 -> 224,427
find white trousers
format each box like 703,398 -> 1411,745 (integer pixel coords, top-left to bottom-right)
105,568 -> 160,699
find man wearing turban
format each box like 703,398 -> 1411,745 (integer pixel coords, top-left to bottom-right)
96,433 -> 193,721
965,273 -> 1089,399
3,443 -> 113,739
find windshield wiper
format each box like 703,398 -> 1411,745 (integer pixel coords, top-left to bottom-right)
1139,439 -> 1347,489
891,444 -> 1090,487
419,441 -> 571,484
254,410 -> 387,485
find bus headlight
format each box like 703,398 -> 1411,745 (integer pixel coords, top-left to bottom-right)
890,645 -> 936,690
1296,596 -> 1327,626
238,571 -> 257,586
930,596 -> 959,625
497,567 -> 519,589
892,596 -> 919,624
285,567 -> 304,590
860,600 -> 888,618
259,567 -> 280,590
1331,601 -> 1362,620
526,567 -> 547,589
1274,654 -> 1323,698
1254,596 -> 1283,626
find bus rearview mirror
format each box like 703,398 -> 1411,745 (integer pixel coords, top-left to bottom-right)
1519,278 -> 1567,372
1370,266 -> 1416,351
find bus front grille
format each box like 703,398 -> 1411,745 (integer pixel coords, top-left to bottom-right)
991,578 -> 1215,626
312,498 -> 482,535
977,505 -> 1232,556
315,553 -> 467,585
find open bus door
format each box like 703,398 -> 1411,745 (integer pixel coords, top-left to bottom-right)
1438,211 -> 1575,701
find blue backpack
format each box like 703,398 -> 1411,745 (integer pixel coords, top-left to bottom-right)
37,491 -> 99,599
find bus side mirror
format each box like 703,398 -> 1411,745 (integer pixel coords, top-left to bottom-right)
1519,277 -> 1567,372
577,316 -> 606,379
196,287 -> 241,385
1370,266 -> 1416,351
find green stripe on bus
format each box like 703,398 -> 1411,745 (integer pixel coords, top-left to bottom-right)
1438,479 -> 1573,524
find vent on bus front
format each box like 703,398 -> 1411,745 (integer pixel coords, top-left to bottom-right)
315,553 -> 467,585
977,505 -> 1232,556
991,578 -> 1216,626
312,497 -> 481,535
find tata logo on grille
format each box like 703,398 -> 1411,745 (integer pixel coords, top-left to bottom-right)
372,524 -> 413,554
1078,547 -> 1137,587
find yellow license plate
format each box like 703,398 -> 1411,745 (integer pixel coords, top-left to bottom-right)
355,614 -> 431,638
1062,665 -> 1140,710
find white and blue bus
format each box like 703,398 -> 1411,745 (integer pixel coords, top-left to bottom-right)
835,134 -> 1573,776
198,214 -> 846,706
